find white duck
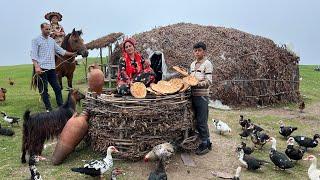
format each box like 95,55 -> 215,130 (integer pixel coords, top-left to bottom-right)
1,112 -> 20,125
212,119 -> 231,135
71,146 -> 119,179
304,155 -> 320,180
144,142 -> 175,162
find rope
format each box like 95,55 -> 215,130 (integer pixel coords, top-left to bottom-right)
32,54 -> 77,95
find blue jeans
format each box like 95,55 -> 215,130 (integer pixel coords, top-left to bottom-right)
37,69 -> 63,110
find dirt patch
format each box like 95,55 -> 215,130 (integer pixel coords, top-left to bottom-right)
120,101 -> 319,180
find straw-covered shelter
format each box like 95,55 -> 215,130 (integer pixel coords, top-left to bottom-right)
86,32 -> 124,50
110,23 -> 300,106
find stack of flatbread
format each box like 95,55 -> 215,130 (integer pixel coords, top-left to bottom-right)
172,65 -> 199,87
131,65 -> 199,97
149,76 -> 198,95
150,80 -> 183,95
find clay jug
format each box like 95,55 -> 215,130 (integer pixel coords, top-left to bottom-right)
52,113 -> 89,165
88,64 -> 104,95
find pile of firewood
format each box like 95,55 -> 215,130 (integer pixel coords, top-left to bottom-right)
111,23 -> 300,106
84,92 -> 197,161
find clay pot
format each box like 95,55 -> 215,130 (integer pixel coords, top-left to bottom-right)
52,113 -> 89,165
88,68 -> 104,95
0,88 -> 6,101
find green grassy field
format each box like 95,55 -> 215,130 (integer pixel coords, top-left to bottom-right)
0,62 -> 319,180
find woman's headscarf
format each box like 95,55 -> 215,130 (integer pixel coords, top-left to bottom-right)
121,38 -> 143,79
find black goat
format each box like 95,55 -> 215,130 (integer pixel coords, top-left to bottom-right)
21,89 -> 84,163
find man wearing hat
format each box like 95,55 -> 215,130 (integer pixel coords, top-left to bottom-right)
45,12 -> 65,45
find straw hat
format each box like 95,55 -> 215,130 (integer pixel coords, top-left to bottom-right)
130,82 -> 147,98
45,12 -> 63,21
183,75 -> 199,86
172,66 -> 189,76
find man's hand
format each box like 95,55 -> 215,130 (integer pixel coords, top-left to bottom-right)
65,51 -> 77,56
35,65 -> 43,75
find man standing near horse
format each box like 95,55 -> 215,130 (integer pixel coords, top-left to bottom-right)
31,22 -> 76,112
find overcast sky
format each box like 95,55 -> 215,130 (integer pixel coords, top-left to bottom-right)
0,0 -> 319,66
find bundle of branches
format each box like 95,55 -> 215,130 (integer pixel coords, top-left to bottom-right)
111,23 -> 300,106
83,93 -> 196,161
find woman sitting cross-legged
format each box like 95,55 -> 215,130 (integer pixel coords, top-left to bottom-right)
117,38 -> 156,95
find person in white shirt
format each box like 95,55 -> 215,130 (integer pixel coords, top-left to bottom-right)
31,23 -> 75,112
190,42 -> 213,155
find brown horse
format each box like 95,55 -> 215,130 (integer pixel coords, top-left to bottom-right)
56,28 -> 88,89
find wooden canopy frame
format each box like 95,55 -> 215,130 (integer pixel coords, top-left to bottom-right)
85,32 -> 124,88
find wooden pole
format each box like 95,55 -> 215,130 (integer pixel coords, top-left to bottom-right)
100,48 -> 104,73
85,57 -> 88,82
108,45 -> 112,88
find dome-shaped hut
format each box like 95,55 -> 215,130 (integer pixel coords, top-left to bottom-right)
111,23 -> 300,106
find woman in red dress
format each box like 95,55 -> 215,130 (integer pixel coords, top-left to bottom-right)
117,38 -> 156,95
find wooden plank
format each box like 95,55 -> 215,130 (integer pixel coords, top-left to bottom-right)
110,65 -> 119,68
104,78 -> 117,82
180,153 -> 195,167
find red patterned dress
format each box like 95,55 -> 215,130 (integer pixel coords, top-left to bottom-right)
117,52 -> 155,95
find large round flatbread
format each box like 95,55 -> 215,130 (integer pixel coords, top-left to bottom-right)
169,78 -> 184,91
172,66 -> 189,76
183,75 -> 199,86
146,87 -> 162,95
157,80 -> 172,87
179,82 -> 190,92
130,82 -> 147,98
150,81 -> 181,95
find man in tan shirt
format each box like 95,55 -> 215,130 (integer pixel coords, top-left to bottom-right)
190,42 -> 213,155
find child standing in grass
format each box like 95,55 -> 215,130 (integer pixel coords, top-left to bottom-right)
190,42 -> 213,155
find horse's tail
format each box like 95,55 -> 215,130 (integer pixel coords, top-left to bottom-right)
30,65 -> 38,91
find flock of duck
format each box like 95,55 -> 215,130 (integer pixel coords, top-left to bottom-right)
1,110 -> 320,179
213,115 -> 320,179
67,115 -> 320,180
69,142 -> 174,180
